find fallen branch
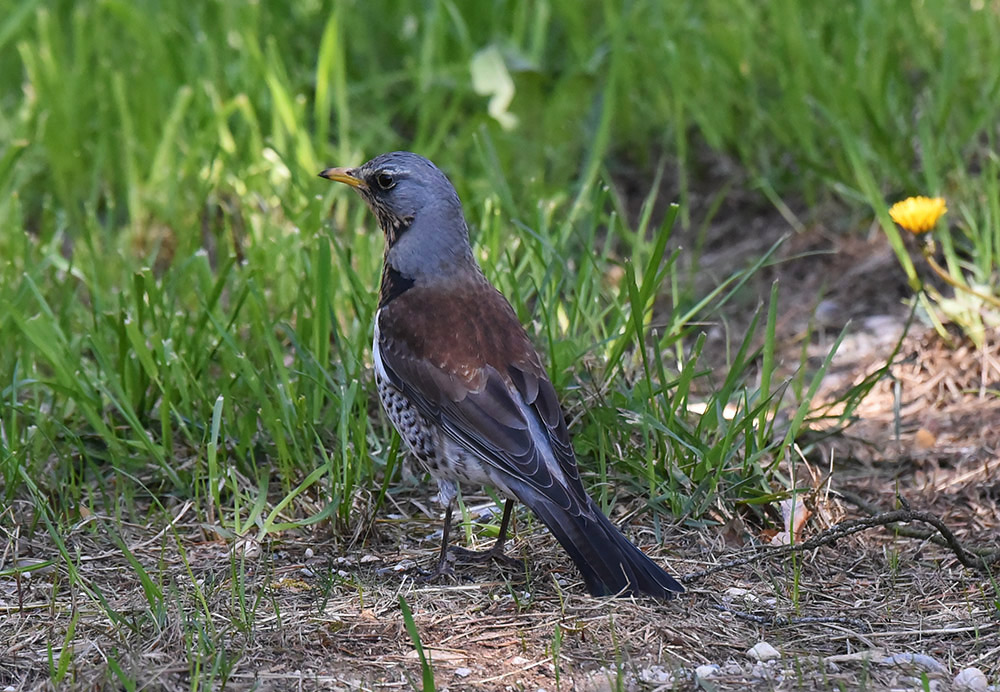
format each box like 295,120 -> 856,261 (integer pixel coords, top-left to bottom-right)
681,502 -> 997,583
838,490 -> 1000,564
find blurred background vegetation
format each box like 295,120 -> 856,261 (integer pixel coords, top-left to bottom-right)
2,0 -> 999,536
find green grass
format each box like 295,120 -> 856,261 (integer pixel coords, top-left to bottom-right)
2,0 -> 1000,688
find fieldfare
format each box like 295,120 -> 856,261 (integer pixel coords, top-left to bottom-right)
320,152 -> 684,599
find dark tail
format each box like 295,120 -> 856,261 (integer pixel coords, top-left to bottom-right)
526,495 -> 684,599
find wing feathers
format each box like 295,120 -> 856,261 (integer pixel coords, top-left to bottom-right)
376,281 -> 585,508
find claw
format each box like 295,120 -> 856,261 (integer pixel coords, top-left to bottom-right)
415,559 -> 475,584
448,544 -> 524,570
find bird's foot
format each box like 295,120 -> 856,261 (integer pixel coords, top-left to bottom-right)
448,544 -> 524,570
414,558 -> 473,584
415,555 -> 453,580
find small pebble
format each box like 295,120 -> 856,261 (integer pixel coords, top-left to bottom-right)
723,587 -> 758,603
954,668 -> 988,692
694,664 -> 719,680
304,547 -> 314,559
454,667 -> 471,678
638,665 -> 672,684
747,641 -> 781,662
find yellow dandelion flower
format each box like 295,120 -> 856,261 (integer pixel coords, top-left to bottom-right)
888,196 -> 947,234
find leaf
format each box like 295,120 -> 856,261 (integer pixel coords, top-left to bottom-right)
470,45 -> 519,130
770,497 -> 811,545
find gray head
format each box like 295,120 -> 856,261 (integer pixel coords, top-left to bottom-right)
319,151 -> 477,279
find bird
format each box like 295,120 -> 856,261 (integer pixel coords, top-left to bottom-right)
319,152 -> 684,599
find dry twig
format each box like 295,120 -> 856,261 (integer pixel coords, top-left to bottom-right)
682,503 -> 997,583
839,490 -> 1000,564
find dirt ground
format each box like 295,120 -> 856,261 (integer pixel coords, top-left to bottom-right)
2,192 -> 999,690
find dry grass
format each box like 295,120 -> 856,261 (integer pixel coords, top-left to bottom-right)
3,441 -> 998,691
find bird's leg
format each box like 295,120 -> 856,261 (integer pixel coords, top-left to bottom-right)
448,499 -> 523,569
417,503 -> 457,581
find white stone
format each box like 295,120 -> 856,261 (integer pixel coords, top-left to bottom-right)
454,667 -> 472,678
638,665 -> 672,684
694,664 -> 719,680
746,641 -> 781,662
953,668 -> 988,692
724,587 -> 758,603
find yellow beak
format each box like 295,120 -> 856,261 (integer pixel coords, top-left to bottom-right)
318,166 -> 366,189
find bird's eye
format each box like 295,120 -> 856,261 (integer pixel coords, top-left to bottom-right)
375,173 -> 395,190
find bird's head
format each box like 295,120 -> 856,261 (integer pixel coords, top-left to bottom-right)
320,151 -> 475,279
320,152 -> 463,241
